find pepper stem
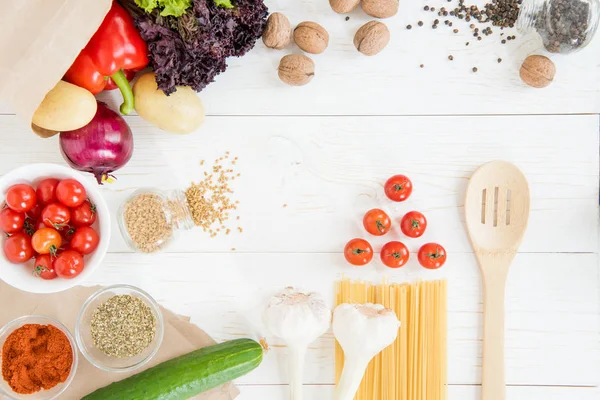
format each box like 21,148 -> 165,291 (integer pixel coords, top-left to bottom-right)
111,69 -> 135,115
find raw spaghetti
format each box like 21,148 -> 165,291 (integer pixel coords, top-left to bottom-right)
334,278 -> 447,400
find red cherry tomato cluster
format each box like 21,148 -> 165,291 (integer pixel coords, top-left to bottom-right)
1,178 -> 100,280
344,175 -> 447,270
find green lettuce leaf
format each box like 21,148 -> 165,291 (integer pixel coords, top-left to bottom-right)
135,0 -> 159,13
159,0 -> 192,17
214,0 -> 234,9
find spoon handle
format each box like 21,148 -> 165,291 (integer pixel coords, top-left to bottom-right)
480,255 -> 510,400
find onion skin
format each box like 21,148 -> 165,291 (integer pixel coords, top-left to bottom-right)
60,102 -> 134,184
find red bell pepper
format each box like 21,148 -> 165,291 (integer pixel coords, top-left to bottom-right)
64,1 -> 148,115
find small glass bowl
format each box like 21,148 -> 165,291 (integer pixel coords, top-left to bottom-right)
75,285 -> 164,373
0,316 -> 78,400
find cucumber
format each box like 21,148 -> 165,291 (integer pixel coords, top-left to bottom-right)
82,338 -> 264,400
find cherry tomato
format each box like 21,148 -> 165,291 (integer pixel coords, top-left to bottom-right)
418,243 -> 447,270
54,250 -> 84,279
22,218 -> 39,236
0,208 -> 25,234
5,184 -> 37,213
33,254 -> 57,280
384,175 -> 413,202
400,211 -> 427,238
27,203 -> 44,220
70,227 -> 99,255
36,178 -> 60,204
363,208 -> 391,236
3,232 -> 35,264
71,200 -> 97,227
344,238 -> 373,266
31,228 -> 62,256
380,241 -> 410,268
41,203 -> 71,230
56,179 -> 86,208
61,227 -> 76,244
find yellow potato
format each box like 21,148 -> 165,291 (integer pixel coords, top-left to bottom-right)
32,80 -> 97,133
133,73 -> 205,134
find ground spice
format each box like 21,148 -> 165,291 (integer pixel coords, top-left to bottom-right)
123,194 -> 173,253
91,295 -> 156,358
1,324 -> 72,394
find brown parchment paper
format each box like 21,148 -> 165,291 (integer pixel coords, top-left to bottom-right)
0,0 -> 112,127
0,282 -> 239,399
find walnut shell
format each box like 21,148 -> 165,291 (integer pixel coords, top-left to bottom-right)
329,0 -> 361,13
354,21 -> 390,56
362,0 -> 399,18
278,54 -> 315,86
293,22 -> 329,54
520,55 -> 556,88
263,13 -> 292,50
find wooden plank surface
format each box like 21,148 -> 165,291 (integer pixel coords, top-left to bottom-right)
238,385 -> 600,400
86,252 -> 599,387
0,115 -> 597,254
0,1 -> 599,116
0,112 -> 597,399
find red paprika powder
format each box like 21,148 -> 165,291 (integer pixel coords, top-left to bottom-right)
1,324 -> 73,394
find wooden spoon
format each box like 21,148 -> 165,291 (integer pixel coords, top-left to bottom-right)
465,161 -> 530,400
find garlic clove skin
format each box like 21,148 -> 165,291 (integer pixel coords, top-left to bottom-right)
333,303 -> 400,359
333,303 -> 400,400
263,287 -> 331,400
263,287 -> 331,345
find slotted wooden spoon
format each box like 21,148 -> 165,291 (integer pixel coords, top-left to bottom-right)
465,161 -> 530,400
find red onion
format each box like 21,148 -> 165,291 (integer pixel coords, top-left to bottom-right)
60,102 -> 134,184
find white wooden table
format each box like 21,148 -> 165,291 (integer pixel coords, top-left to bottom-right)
1,0 -> 599,398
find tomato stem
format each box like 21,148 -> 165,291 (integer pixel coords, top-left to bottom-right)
393,183 -> 404,192
411,219 -> 420,229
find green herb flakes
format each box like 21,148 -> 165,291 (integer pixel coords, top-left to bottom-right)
90,295 -> 156,358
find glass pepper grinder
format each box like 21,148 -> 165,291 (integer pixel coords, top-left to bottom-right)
518,0 -> 600,53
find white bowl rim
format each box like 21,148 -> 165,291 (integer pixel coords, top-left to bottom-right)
0,315 -> 79,400
0,163 -> 111,294
75,284 -> 165,373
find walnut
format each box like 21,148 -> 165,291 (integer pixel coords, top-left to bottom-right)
362,0 -> 399,18
278,54 -> 315,86
520,55 -> 556,88
329,0 -> 361,14
293,22 -> 329,54
263,13 -> 292,50
354,21 -> 390,56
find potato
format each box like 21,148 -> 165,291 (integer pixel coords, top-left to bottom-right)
133,73 -> 205,134
32,80 -> 97,134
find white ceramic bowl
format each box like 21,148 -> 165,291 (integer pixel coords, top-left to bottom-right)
0,315 -> 78,400
0,164 -> 110,293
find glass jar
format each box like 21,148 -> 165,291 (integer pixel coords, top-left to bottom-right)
518,0 -> 600,53
118,188 -> 194,253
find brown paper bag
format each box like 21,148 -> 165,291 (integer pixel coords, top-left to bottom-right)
0,0 -> 112,128
0,282 -> 239,399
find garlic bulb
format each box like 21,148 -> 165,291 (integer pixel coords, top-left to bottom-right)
263,287 -> 331,400
333,303 -> 401,400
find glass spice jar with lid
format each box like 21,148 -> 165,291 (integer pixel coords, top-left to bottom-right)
518,0 -> 600,53
117,188 -> 195,253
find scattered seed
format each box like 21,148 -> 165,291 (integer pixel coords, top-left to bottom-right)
424,5 -> 430,10
418,21 -> 424,26
453,28 -> 459,33
407,24 -> 412,29
420,64 -> 425,68
497,58 -> 502,63
472,67 -> 478,72
345,16 -> 350,21
448,55 -> 454,60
